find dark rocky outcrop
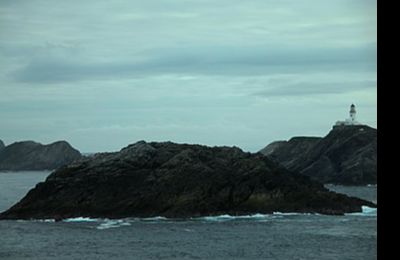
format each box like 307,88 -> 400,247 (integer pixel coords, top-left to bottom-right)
0,140 -> 4,151
0,141 -> 374,220
260,137 -> 322,167
259,125 -> 377,185
0,140 -> 82,171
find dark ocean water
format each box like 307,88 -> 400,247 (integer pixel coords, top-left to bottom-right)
0,171 -> 377,260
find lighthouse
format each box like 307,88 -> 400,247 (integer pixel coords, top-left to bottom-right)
334,104 -> 360,127
349,104 -> 356,122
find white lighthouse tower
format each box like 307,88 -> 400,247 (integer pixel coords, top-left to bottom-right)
334,104 -> 360,127
349,104 -> 356,123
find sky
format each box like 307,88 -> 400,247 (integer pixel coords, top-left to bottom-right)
0,0 -> 377,153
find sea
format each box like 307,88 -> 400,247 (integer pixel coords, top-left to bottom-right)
0,171 -> 377,260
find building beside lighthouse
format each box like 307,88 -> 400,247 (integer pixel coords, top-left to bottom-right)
334,104 -> 360,127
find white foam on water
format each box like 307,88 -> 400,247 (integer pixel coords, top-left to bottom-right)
96,219 -> 131,230
198,214 -> 236,221
141,216 -> 168,221
362,206 -> 377,214
195,213 -> 271,221
63,217 -> 100,222
245,213 -> 270,218
192,212 -> 325,221
41,219 -> 56,223
273,211 -> 320,216
273,212 -> 304,216
345,206 -> 377,216
17,219 -> 56,223
16,207 -> 372,227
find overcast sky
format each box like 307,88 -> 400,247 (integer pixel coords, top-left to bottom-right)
0,0 -> 377,153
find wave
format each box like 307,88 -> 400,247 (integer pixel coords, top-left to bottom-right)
345,206 -> 377,216
61,216 -> 167,229
141,216 -> 168,221
272,212 -> 316,216
96,219 -> 131,230
59,217 -> 132,230
193,212 -> 318,221
32,214 -> 274,228
195,213 -> 269,221
13,208 -> 376,229
18,219 -> 56,223
63,217 -> 100,222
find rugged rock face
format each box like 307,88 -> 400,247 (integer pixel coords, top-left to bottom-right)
0,140 -> 82,171
0,140 -> 4,151
0,141 -> 374,220
260,137 -> 322,167
259,125 -> 377,185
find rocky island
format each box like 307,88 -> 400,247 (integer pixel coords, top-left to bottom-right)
0,140 -> 82,171
0,141 -> 375,220
260,125 -> 377,185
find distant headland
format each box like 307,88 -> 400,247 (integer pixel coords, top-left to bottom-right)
0,140 -> 82,171
260,104 -> 377,185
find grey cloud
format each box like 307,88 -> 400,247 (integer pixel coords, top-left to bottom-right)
12,44 -> 376,83
253,79 -> 377,97
0,0 -> 377,152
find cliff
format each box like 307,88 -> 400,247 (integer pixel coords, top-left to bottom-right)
0,140 -> 82,171
0,141 -> 374,220
259,125 -> 377,185
259,137 -> 322,169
